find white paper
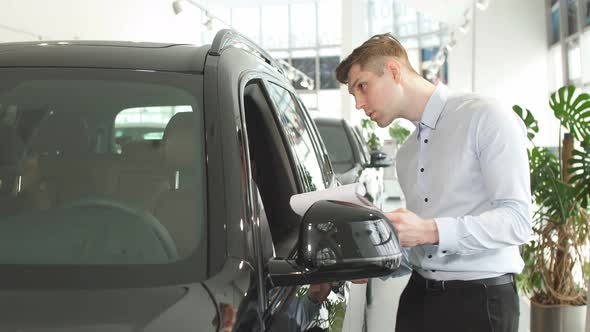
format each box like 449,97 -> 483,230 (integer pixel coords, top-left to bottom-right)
289,183 -> 377,217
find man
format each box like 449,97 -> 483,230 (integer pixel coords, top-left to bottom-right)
336,33 -> 532,332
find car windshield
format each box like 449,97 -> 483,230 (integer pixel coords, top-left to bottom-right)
0,68 -> 205,265
315,122 -> 354,173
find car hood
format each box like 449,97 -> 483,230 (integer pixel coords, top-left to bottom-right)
0,284 -> 217,332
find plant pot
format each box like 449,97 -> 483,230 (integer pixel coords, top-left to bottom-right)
530,302 -> 586,332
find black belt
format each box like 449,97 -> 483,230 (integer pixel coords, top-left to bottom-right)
411,271 -> 514,292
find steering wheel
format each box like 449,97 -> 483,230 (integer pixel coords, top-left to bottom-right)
63,196 -> 178,260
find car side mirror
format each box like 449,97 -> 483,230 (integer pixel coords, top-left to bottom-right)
267,200 -> 402,287
367,151 -> 393,168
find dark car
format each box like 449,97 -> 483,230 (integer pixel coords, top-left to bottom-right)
0,30 -> 402,331
314,118 -> 392,209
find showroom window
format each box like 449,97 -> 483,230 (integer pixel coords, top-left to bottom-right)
207,0 -> 342,114
366,0 -> 450,84
547,0 -> 590,92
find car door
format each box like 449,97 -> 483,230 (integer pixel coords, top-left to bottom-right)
262,80 -> 361,332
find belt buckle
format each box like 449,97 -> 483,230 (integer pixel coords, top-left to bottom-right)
426,279 -> 446,293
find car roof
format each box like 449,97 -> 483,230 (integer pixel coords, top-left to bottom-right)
0,41 -> 209,73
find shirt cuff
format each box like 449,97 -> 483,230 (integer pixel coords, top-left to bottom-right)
434,217 -> 460,255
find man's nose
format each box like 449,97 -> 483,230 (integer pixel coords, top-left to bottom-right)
354,97 -> 365,110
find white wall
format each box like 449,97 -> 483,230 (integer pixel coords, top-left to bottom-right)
340,0 -> 370,125
0,0 -> 204,44
448,0 -> 559,147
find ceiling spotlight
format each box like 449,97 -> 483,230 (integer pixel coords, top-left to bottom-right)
476,0 -> 490,11
458,18 -> 470,34
204,17 -> 214,30
463,7 -> 472,18
172,0 -> 184,15
300,80 -> 310,88
287,71 -> 295,80
447,34 -> 457,48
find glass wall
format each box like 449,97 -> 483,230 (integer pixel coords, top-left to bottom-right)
366,0 -> 450,84
547,0 -> 590,92
208,0 -> 342,115
205,0 -> 447,115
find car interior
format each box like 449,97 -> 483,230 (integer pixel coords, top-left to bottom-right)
243,80 -> 302,258
0,76 -> 204,264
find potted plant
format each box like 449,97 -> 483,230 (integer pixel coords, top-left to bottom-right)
360,118 -> 382,152
388,120 -> 411,148
512,85 -> 590,332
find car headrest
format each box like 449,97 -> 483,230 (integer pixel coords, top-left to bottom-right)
122,140 -> 162,161
29,112 -> 90,156
0,125 -> 25,166
162,112 -> 197,171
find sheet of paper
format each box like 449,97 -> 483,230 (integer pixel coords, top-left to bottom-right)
289,183 -> 377,217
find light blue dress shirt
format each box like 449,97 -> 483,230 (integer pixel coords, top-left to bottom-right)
395,83 -> 532,281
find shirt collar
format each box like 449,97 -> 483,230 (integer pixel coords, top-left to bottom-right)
419,83 -> 449,130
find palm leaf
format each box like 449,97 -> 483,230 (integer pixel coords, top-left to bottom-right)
568,139 -> 590,206
529,147 -> 575,223
512,105 -> 539,141
549,86 -> 590,141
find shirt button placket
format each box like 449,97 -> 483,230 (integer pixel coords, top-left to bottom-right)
422,135 -> 429,204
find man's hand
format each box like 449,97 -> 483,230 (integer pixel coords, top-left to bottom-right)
308,283 -> 332,304
385,208 -> 439,247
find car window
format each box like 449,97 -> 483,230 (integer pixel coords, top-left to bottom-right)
266,82 -> 326,192
351,126 -> 370,164
294,97 -> 334,183
114,105 -> 192,153
0,68 -> 205,266
315,122 -> 356,173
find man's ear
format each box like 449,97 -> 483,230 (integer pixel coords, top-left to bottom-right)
386,60 -> 402,83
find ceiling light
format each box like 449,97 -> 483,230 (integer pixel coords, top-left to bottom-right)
204,17 -> 214,30
458,19 -> 470,34
172,0 -> 184,15
476,0 -> 490,11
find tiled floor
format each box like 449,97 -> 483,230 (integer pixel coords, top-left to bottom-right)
364,197 -> 531,332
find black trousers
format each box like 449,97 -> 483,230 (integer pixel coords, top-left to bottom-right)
395,272 -> 519,332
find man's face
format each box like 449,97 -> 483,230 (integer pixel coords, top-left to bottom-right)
347,61 -> 404,128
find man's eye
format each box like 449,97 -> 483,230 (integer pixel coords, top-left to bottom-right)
359,83 -> 365,90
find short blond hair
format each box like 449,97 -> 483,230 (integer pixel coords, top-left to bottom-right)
335,33 -> 418,84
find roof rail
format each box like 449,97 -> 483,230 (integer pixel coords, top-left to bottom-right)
209,29 -> 284,75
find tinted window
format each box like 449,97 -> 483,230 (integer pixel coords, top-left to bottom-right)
315,122 -> 355,174
266,83 -> 326,191
294,97 -> 333,181
352,126 -> 371,164
0,68 -> 205,265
